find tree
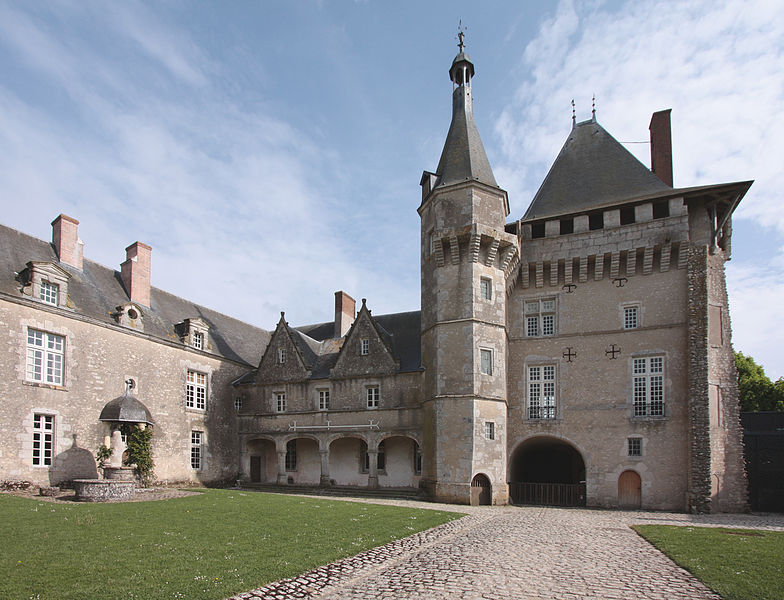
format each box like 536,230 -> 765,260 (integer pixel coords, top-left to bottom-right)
735,351 -> 784,412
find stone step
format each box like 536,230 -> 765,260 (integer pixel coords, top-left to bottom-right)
237,482 -> 427,501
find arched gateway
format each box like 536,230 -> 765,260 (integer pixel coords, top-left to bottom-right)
509,437 -> 586,506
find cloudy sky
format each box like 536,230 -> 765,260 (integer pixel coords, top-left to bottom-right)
1,0 -> 782,378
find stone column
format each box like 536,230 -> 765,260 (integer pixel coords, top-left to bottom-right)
367,450 -> 379,489
276,450 -> 288,485
319,449 -> 331,486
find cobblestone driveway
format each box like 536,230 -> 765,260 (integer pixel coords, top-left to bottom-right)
230,497 -> 784,600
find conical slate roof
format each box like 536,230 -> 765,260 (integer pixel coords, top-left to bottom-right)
99,393 -> 154,425
435,52 -> 498,190
523,119 -> 670,221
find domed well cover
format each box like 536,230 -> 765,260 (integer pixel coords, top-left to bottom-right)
99,394 -> 154,425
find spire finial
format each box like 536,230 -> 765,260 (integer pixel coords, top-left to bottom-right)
592,94 -> 596,120
571,99 -> 576,127
457,20 -> 466,52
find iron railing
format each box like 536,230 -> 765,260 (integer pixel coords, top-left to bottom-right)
509,481 -> 586,507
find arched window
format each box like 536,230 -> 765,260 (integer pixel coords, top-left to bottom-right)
285,440 -> 297,471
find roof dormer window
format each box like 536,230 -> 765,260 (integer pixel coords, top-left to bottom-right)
39,281 -> 59,305
192,331 -> 204,350
175,317 -> 209,352
21,261 -> 70,309
113,303 -> 144,330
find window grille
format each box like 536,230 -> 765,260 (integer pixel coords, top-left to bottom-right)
528,365 -> 556,419
633,356 -> 664,416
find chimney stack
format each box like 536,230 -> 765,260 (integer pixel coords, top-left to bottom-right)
649,109 -> 673,187
121,242 -> 152,307
51,214 -> 84,270
334,291 -> 356,338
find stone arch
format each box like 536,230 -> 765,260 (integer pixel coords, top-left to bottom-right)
375,434 -> 421,488
471,473 -> 492,505
509,435 -> 586,506
327,434 -> 369,487
281,435 -> 320,485
618,470 -> 642,509
245,437 -> 276,483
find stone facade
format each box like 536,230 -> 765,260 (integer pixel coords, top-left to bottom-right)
0,45 -> 750,512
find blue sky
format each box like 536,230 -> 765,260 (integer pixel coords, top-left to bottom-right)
1,0 -> 783,379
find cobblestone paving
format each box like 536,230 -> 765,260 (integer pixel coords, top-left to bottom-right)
229,495 -> 784,600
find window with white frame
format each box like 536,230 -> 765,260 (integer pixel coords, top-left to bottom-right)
32,414 -> 54,466
480,277 -> 492,301
624,305 -> 639,330
360,339 -> 370,355
628,437 -> 642,457
186,370 -> 207,410
366,385 -> 380,409
39,281 -> 59,306
275,391 -> 287,412
525,298 -> 556,337
318,389 -> 330,411
277,347 -> 286,364
480,349 -> 493,375
190,430 -> 202,469
192,330 -> 204,350
26,329 -> 64,386
485,421 -> 495,440
633,356 -> 664,416
528,365 -> 556,419
285,440 -> 297,471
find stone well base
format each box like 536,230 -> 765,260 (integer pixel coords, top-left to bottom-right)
102,466 -> 136,481
73,479 -> 135,502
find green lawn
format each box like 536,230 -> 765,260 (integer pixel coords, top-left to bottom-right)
634,525 -> 784,600
0,490 -> 461,600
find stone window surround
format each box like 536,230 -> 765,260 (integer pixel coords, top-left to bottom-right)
526,362 -> 557,420
20,319 -> 72,391
24,262 -> 70,310
275,391 -> 287,413
627,436 -> 643,458
178,317 -> 209,351
26,328 -> 65,387
484,421 -> 495,440
317,387 -> 330,411
480,277 -> 492,301
191,430 -> 203,470
365,384 -> 380,409
182,360 -> 212,413
630,352 -> 667,419
621,302 -> 642,330
479,347 -> 493,376
22,408 -> 67,468
524,296 -> 556,338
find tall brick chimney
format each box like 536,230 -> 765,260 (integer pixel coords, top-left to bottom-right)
121,242 -> 152,307
51,214 -> 84,270
334,291 -> 356,338
649,109 -> 673,187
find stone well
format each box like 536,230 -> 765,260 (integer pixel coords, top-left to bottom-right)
73,479 -> 135,502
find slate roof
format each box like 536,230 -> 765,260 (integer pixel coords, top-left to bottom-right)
522,118 -> 671,221
434,57 -> 498,190
0,223 -> 270,366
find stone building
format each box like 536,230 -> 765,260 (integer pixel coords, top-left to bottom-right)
0,43 -> 749,512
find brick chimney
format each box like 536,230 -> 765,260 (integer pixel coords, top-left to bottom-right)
649,109 -> 673,187
51,214 -> 83,270
334,291 -> 356,338
121,242 -> 152,307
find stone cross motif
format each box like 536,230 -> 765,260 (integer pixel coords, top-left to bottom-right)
605,344 -> 621,360
562,347 -> 576,363
562,283 -> 576,294
613,277 -> 628,288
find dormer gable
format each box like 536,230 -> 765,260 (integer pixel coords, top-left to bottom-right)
331,299 -> 398,378
18,261 -> 71,309
255,312 -> 310,383
112,302 -> 145,330
175,317 -> 210,351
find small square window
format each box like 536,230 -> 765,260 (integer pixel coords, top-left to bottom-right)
360,339 -> 370,355
192,331 -> 204,350
624,306 -> 639,329
275,392 -> 287,412
480,349 -> 493,375
40,281 -> 59,306
366,386 -> 380,409
485,421 -> 495,440
628,438 -> 642,457
480,278 -> 492,301
278,348 -> 286,364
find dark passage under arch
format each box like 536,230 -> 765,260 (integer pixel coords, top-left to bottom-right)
509,437 -> 586,506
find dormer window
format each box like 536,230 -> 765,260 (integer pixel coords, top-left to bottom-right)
113,302 -> 144,330
21,261 -> 70,309
360,339 -> 370,355
278,348 -> 286,364
192,331 -> 203,350
176,317 -> 209,351
39,281 -> 59,305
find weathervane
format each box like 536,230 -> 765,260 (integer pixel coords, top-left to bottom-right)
592,94 -> 596,119
572,99 -> 576,126
457,20 -> 467,52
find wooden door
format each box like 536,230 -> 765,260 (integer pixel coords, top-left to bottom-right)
250,455 -> 263,483
471,474 -> 492,506
618,470 -> 641,508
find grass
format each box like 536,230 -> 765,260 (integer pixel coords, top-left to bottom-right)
0,489 -> 462,600
633,524 -> 784,600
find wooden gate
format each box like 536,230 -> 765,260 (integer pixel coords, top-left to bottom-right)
471,474 -> 492,505
509,482 -> 586,506
618,470 -> 641,509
